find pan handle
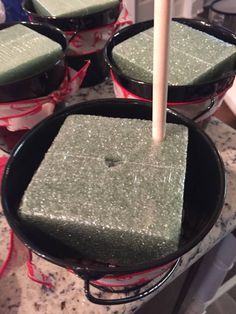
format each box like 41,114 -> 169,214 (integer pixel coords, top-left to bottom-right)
68,29 -> 80,44
192,96 -> 215,122
84,258 -> 180,305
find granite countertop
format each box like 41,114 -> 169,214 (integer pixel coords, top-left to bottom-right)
0,80 -> 236,314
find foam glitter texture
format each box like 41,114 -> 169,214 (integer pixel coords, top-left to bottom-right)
112,21 -> 236,85
32,0 -> 119,18
0,24 -> 62,84
19,115 -> 188,266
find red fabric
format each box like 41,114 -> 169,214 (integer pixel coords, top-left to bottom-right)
0,155 -> 9,190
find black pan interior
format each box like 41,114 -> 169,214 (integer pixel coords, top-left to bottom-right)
2,99 -> 225,276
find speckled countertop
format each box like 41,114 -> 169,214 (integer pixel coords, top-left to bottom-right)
0,80 -> 236,314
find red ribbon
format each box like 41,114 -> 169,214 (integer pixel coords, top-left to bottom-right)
27,251 -> 53,288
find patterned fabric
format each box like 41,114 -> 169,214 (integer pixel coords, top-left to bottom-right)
66,4 -> 132,56
0,62 -> 90,131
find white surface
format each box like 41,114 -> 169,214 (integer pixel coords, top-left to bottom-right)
178,234 -> 236,314
128,0 -> 204,22
211,0 -> 236,14
208,274 -> 236,305
136,0 -> 154,22
204,0 -> 215,7
224,79 -> 236,115
123,0 -> 136,22
173,0 -> 204,17
207,293 -> 236,314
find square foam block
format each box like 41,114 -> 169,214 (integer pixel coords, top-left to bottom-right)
19,115 -> 188,265
32,0 -> 119,18
0,24 -> 62,84
112,21 -> 236,85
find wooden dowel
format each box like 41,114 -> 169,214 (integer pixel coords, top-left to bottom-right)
152,0 -> 172,144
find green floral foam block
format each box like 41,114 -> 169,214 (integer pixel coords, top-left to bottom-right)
19,115 -> 188,266
112,21 -> 236,85
0,24 -> 62,84
32,0 -> 119,18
